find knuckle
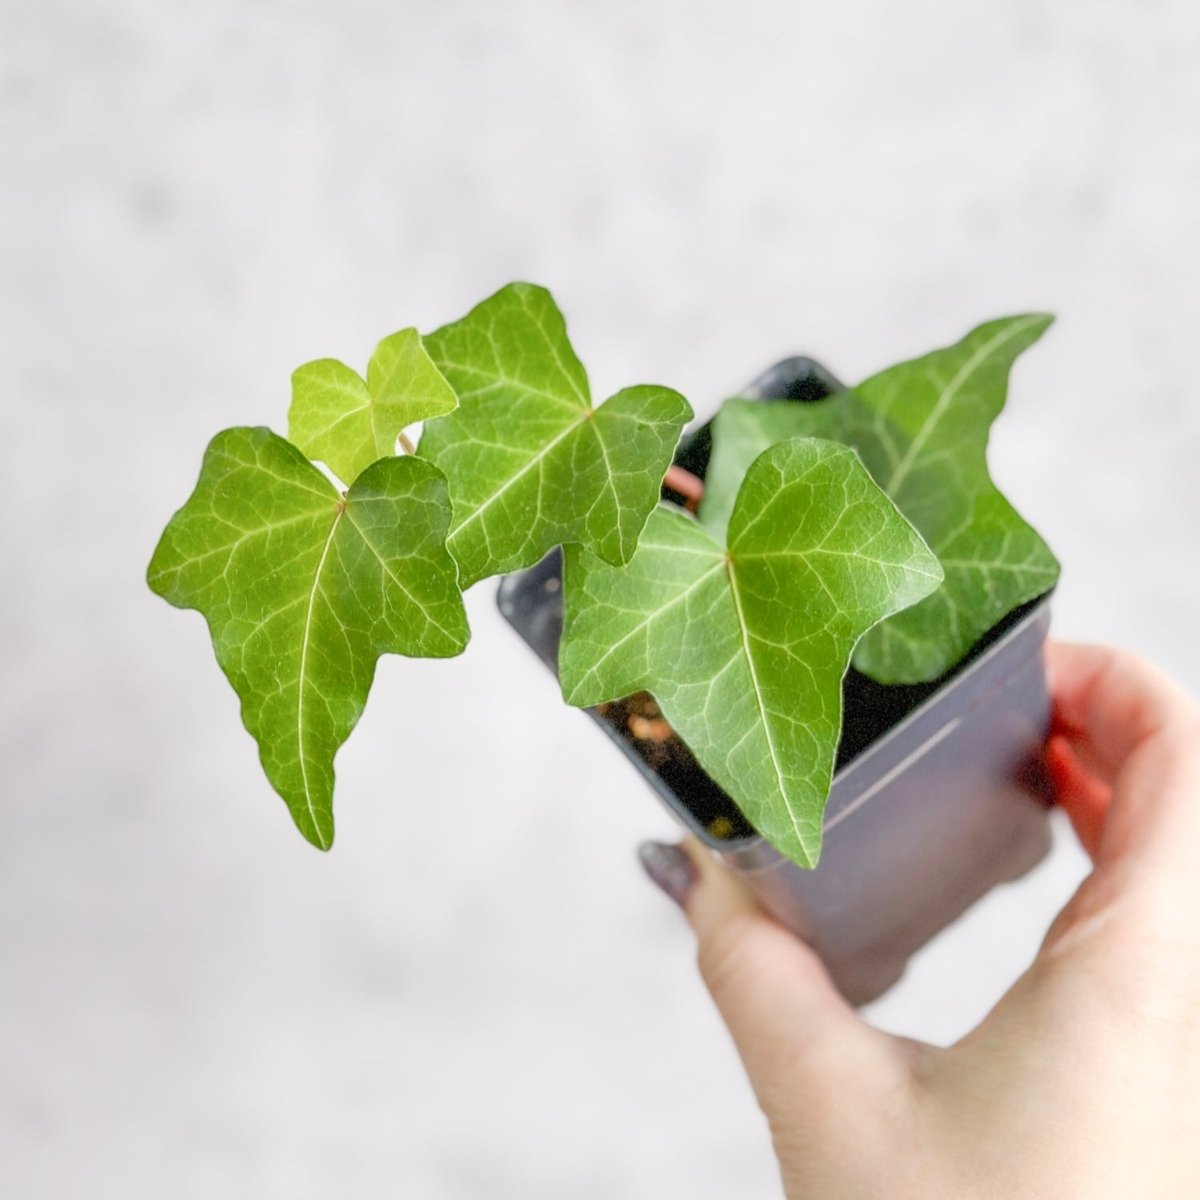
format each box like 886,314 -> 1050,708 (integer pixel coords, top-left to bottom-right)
696,912 -> 763,998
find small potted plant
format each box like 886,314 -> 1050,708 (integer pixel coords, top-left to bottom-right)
148,282 -> 1059,1003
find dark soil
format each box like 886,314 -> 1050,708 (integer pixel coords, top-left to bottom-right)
596,692 -> 757,841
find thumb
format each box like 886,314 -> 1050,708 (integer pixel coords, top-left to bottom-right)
640,838 -> 904,1104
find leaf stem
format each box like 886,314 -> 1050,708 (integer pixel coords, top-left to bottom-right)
398,431 -> 416,455
663,464 -> 705,512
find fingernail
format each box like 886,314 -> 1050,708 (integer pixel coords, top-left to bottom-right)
637,840 -> 697,909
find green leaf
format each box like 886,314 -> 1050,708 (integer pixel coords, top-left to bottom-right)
702,315 -> 1060,683
419,282 -> 693,588
147,427 -> 469,849
289,328 -> 457,485
559,438 -> 942,867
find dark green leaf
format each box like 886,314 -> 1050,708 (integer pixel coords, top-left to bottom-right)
420,282 -> 692,587
559,438 -> 942,867
702,315 -> 1059,682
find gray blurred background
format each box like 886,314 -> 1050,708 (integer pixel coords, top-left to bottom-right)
3,1 -> 1199,1196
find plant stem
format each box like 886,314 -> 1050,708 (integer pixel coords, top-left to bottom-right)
663,464 -> 705,512
398,432 -> 416,455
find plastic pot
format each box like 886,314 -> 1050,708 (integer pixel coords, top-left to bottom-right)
496,357 -> 1054,1004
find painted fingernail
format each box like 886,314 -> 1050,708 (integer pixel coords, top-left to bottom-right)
637,840 -> 697,908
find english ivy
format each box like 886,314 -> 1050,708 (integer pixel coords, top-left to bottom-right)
148,289 -> 1056,868
558,439 -> 943,867
701,315 -> 1060,683
147,428 -> 468,849
147,283 -> 691,847
288,327 -> 457,485
420,283 -> 693,587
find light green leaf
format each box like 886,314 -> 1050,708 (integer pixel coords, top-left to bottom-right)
702,314 -> 1060,683
419,282 -> 693,588
289,328 -> 457,485
559,438 -> 942,867
147,427 -> 469,849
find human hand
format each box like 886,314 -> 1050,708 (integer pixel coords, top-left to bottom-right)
638,642 -> 1200,1198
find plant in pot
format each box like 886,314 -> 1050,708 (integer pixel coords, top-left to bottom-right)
148,283 -> 1059,1003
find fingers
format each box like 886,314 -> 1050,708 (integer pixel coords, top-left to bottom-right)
1044,735 -> 1111,861
1046,642 -> 1200,878
671,839 -> 900,1103
1047,642 -> 1197,781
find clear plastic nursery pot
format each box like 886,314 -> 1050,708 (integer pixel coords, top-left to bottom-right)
497,357 -> 1054,1005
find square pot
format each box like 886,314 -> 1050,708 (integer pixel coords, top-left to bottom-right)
496,357 -> 1054,1004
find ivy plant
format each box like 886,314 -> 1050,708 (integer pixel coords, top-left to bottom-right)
699,315 -> 1060,682
148,286 -> 1056,868
558,440 -> 942,866
418,283 -> 693,587
146,432 -> 467,849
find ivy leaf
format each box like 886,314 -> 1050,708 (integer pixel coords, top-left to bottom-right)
559,439 -> 942,867
699,400 -> 841,537
289,328 -> 457,485
419,282 -> 693,588
702,314 -> 1060,683
147,427 -> 469,849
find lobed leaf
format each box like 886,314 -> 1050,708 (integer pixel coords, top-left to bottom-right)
147,427 -> 469,849
559,438 -> 943,867
702,315 -> 1060,683
289,327 -> 457,485
419,282 -> 692,587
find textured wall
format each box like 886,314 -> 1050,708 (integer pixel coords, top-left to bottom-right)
2,1 -> 1198,1196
